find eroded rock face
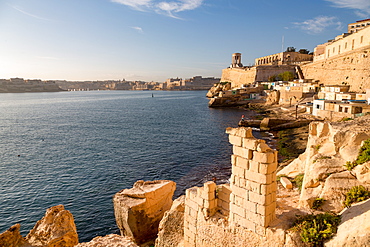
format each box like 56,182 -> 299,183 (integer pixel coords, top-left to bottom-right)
75,234 -> 138,247
278,117 -> 370,213
0,224 -> 29,247
155,195 -> 185,247
25,205 -> 78,247
113,180 -> 176,245
325,198 -> 370,247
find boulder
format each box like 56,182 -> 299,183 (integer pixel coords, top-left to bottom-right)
353,161 -> 370,184
113,180 -> 176,245
75,234 -> 138,247
25,205 -> 78,247
325,198 -> 370,247
155,195 -> 185,247
0,224 -> 29,247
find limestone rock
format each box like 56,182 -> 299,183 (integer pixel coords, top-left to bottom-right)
25,205 -> 78,247
319,171 -> 362,213
75,234 -> 138,247
113,180 -> 176,245
0,224 -> 29,247
353,161 -> 370,184
281,118 -> 370,211
325,198 -> 370,247
155,195 -> 185,247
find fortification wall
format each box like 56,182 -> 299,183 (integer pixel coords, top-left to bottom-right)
220,68 -> 257,88
301,45 -> 370,92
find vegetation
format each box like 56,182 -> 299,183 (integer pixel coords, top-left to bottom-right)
277,71 -> 294,81
268,75 -> 277,82
291,213 -> 341,247
219,81 -> 230,85
293,174 -> 304,192
343,185 -> 370,207
344,138 -> 370,171
312,198 -> 325,210
313,144 -> 321,151
298,48 -> 310,54
340,117 -> 353,121
286,47 -> 296,52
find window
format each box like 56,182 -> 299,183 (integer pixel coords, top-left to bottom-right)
345,42 -> 347,49
338,45 -> 341,54
344,107 -> 348,113
361,36 -> 364,44
352,39 -> 355,50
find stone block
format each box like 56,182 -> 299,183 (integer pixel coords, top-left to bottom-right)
204,181 -> 216,193
280,177 -> 293,189
231,165 -> 246,179
186,187 -> 198,201
189,207 -> 197,218
246,170 -> 274,185
246,180 -> 260,194
242,138 -> 262,150
186,198 -> 199,212
230,203 -> 245,218
256,142 -> 272,153
255,225 -> 266,236
221,201 -> 230,212
204,199 -> 217,209
235,156 -> 249,170
256,201 -> 276,216
226,127 -> 253,138
231,154 -> 237,166
244,200 -> 257,213
249,192 -> 273,206
249,160 -> 260,173
260,182 -> 277,195
241,218 -> 256,232
233,145 -> 252,159
253,151 -> 275,163
234,195 -> 244,207
239,178 -> 246,188
230,184 -> 247,198
259,162 -> 278,175
229,135 -> 242,147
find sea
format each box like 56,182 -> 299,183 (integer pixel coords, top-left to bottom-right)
0,90 -> 268,242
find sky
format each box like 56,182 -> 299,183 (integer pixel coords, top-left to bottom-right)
0,0 -> 369,82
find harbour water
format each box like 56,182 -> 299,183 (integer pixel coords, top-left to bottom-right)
0,90 -> 259,242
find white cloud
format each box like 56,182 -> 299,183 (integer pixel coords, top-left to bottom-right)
325,0 -> 370,17
293,16 -> 342,34
10,5 -> 53,21
111,0 -> 203,18
131,26 -> 144,33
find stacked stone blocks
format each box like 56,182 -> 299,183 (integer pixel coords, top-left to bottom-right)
227,127 -> 277,235
184,182 -> 217,246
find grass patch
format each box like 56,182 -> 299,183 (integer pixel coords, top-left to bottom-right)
293,174 -> 304,192
343,185 -> 370,208
312,198 -> 325,210
344,138 -> 370,171
291,213 -> 341,247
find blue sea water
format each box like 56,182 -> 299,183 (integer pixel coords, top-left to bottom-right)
0,90 -> 259,242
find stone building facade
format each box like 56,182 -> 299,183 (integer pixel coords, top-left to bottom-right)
255,52 -> 313,66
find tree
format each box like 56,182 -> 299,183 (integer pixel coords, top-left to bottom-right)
277,71 -> 294,81
286,47 -> 296,52
298,49 -> 310,54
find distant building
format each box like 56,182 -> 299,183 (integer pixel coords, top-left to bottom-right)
348,19 -> 370,33
255,52 -> 313,66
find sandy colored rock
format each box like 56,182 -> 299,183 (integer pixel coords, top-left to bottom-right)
325,198 -> 370,247
353,161 -> 370,184
280,177 -> 292,189
25,205 -> 78,247
75,234 -> 138,247
155,195 -> 185,247
113,180 -> 176,245
0,224 -> 30,247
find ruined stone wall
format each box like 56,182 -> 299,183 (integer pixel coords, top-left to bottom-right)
301,45 -> 370,92
182,127 -> 278,247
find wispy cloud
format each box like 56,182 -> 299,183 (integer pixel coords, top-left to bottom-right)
131,26 -> 144,33
325,0 -> 370,17
10,5 -> 53,21
293,16 -> 342,34
111,0 -> 203,19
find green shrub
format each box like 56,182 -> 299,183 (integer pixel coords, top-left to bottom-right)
340,117 -> 353,121
343,185 -> 370,207
293,174 -> 304,191
291,213 -> 341,246
312,198 -> 325,210
344,139 -> 370,171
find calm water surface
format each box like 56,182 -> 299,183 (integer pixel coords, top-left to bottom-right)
0,90 -> 259,242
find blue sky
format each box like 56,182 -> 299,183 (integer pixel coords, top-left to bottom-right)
0,0 -> 369,82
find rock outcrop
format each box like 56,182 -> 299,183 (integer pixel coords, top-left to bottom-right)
75,234 -> 138,247
278,117 -> 370,212
113,180 -> 176,245
25,205 -> 78,247
206,82 -> 231,98
155,195 -> 185,247
326,198 -> 370,247
0,224 -> 29,247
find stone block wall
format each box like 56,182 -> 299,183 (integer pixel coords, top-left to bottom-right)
183,127 -> 277,246
227,127 -> 277,234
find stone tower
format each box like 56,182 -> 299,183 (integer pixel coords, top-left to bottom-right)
231,53 -> 243,68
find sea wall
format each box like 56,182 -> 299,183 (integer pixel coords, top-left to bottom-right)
301,45 -> 370,92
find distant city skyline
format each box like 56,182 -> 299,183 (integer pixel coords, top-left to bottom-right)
0,0 -> 369,82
